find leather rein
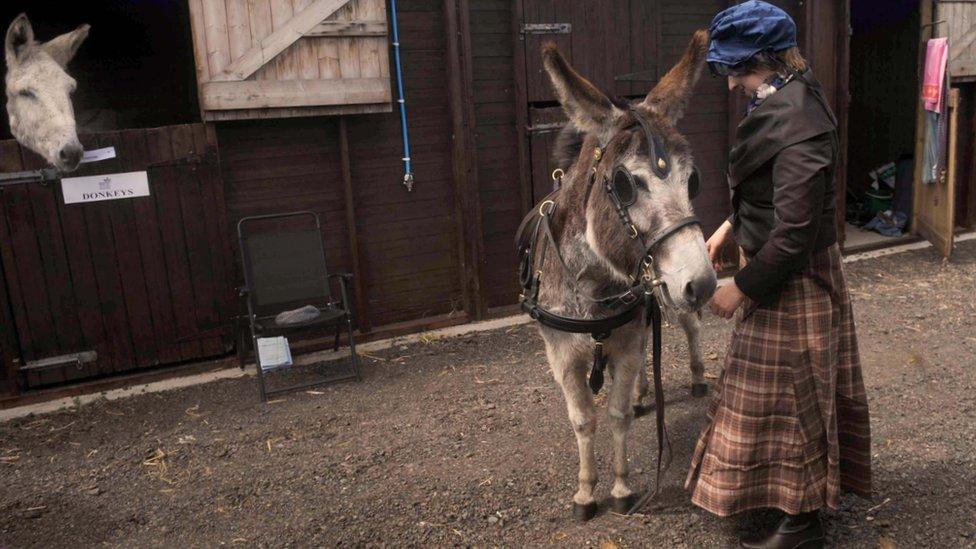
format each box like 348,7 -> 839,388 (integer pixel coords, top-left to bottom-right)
514,109 -> 700,514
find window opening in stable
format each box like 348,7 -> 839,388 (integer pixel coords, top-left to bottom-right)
0,1 -> 199,140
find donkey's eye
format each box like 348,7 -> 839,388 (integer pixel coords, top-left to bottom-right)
18,89 -> 36,100
688,165 -> 702,200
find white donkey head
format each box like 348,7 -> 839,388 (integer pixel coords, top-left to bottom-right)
5,14 -> 89,172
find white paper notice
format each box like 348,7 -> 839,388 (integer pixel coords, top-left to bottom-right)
80,146 -> 117,164
257,337 -> 293,372
61,171 -> 151,204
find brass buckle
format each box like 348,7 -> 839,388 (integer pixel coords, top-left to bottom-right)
641,257 -> 663,288
539,200 -> 556,216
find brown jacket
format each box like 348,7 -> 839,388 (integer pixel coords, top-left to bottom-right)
729,70 -> 839,305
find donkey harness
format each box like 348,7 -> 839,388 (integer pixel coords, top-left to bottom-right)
514,108 -> 701,513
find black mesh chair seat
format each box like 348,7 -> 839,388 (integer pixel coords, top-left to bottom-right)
237,211 -> 361,401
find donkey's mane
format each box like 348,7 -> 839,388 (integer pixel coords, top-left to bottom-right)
552,125 -> 585,170
551,94 -> 633,171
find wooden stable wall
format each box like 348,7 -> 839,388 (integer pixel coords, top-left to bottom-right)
219,0 -> 465,333
0,0 -> 853,399
468,0 -> 521,309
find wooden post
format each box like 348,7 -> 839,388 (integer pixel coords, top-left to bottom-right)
835,0 -> 852,249
912,0 -> 936,233
512,0 -> 533,215
338,117 -> 371,332
444,0 -> 487,320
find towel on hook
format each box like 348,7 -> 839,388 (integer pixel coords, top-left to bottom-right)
922,38 -> 948,113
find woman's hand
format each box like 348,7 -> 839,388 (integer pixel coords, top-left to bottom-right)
709,282 -> 745,319
706,220 -> 733,272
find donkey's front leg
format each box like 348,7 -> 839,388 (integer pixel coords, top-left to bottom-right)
678,311 -> 708,397
550,350 -> 600,521
607,338 -> 642,513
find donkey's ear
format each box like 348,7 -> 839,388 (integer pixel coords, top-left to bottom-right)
642,29 -> 709,123
42,23 -> 90,67
542,42 -> 620,139
5,14 -> 35,67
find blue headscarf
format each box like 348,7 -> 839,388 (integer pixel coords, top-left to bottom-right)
707,0 -> 797,69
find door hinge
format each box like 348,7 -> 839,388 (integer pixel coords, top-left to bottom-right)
520,23 -> 571,35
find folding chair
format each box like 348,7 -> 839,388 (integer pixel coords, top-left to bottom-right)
236,211 -> 361,401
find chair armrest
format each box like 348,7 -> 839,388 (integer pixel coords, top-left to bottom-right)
328,273 -> 354,320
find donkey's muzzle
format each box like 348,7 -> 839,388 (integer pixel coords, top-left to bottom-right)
683,273 -> 717,310
58,144 -> 83,172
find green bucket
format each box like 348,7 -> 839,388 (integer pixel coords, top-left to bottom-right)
864,188 -> 893,216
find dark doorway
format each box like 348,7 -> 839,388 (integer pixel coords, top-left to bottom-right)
844,0 -> 921,248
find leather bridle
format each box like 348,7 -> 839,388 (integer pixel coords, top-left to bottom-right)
517,108 -> 702,335
514,108 -> 702,514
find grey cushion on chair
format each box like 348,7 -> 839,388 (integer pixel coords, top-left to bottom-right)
274,304 -> 322,326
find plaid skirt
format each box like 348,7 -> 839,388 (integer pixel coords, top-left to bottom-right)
685,244 -> 871,517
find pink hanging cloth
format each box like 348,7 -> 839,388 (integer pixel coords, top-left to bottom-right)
922,37 -> 948,113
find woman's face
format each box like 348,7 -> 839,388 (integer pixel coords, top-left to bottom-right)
727,69 -> 776,96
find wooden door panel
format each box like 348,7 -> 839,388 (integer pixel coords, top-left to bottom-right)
187,0 -> 392,120
0,124 -> 234,390
911,0 -> 956,258
916,89 -> 959,258
521,0 -> 662,103
517,0 -> 732,237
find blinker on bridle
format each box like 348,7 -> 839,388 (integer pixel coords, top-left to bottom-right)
599,109 -> 703,249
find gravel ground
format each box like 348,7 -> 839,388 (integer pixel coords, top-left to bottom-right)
1,240 -> 976,548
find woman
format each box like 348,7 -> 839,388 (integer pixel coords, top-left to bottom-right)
685,2 -> 872,548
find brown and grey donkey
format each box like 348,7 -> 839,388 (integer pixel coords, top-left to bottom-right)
530,29 -> 716,520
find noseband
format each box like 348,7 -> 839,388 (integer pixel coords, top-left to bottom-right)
514,108 -> 702,515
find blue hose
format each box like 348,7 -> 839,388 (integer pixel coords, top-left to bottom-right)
389,0 -> 414,191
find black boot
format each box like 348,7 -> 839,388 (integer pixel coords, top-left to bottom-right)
740,511 -> 824,549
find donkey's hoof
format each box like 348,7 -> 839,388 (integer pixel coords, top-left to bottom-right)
691,383 -> 708,397
633,403 -> 655,418
611,493 -> 638,514
572,501 -> 598,522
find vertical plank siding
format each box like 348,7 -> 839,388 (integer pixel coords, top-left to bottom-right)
0,125 -> 233,391
469,0 -> 522,308
219,0 -> 464,330
662,0 -> 733,238
188,0 -> 393,119
475,0 -> 732,309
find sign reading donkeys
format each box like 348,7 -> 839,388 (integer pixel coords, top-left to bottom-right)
61,171 -> 151,205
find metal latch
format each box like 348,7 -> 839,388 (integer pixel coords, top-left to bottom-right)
520,23 -> 571,35
21,351 -> 97,372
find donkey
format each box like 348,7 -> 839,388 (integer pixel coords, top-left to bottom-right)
5,14 -> 90,172
529,30 -> 715,520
